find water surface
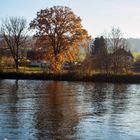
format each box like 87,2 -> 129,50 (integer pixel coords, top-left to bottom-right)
0,80 -> 140,140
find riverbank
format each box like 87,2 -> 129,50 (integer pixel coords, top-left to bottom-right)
0,71 -> 140,84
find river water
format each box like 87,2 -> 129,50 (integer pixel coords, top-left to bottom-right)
0,80 -> 139,140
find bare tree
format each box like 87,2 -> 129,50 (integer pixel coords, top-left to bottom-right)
107,27 -> 132,73
107,27 -> 128,51
1,17 -> 27,71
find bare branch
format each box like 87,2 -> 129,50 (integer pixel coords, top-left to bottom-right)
0,17 -> 28,70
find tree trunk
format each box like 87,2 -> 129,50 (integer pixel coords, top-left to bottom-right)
15,61 -> 19,72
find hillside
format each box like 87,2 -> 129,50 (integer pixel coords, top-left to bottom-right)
128,38 -> 140,52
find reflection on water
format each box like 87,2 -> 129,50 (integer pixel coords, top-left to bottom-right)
0,80 -> 140,140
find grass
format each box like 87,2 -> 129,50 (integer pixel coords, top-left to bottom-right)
19,66 -> 43,73
1,66 -> 48,74
0,64 -> 140,83
0,69 -> 140,84
132,52 -> 140,61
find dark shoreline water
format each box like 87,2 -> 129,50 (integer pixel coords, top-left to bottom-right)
0,80 -> 140,140
0,72 -> 140,83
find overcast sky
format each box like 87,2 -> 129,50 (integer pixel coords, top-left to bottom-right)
0,0 -> 140,38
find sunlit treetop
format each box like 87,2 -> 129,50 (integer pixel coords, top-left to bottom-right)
30,6 -> 91,71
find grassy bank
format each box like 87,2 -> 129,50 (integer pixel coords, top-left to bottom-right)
0,71 -> 140,84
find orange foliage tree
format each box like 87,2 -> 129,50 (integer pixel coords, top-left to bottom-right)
30,6 -> 90,71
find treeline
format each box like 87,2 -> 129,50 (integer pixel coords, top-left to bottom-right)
0,6 -> 140,74
83,28 -> 140,74
83,28 -> 133,74
0,6 -> 90,72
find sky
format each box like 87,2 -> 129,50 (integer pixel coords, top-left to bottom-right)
0,0 -> 140,38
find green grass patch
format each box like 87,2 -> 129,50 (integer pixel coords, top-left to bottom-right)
19,66 -> 42,71
133,52 -> 140,61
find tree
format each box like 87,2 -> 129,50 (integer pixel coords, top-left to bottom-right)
107,27 -> 130,73
107,27 -> 129,52
91,36 -> 107,55
1,17 -> 27,71
91,36 -> 108,72
30,6 -> 90,71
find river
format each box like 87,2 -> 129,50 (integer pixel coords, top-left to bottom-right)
0,80 -> 139,140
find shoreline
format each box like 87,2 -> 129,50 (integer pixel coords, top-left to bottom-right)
0,72 -> 140,84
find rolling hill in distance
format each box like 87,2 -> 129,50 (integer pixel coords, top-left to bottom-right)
128,38 -> 140,52
0,34 -> 140,52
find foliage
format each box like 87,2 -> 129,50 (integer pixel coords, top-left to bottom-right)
83,28 -> 133,74
91,36 -> 107,55
83,36 -> 109,73
30,6 -> 90,71
91,36 -> 108,72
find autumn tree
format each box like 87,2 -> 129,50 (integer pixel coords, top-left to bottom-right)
0,17 -> 27,71
30,6 -> 90,71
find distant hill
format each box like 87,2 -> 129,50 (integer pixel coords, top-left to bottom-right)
0,34 -> 3,40
0,34 -> 140,52
127,38 -> 140,52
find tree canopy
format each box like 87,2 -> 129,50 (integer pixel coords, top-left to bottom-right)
91,36 -> 107,55
30,6 -> 90,71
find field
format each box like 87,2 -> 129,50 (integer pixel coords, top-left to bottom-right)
133,52 -> 140,61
